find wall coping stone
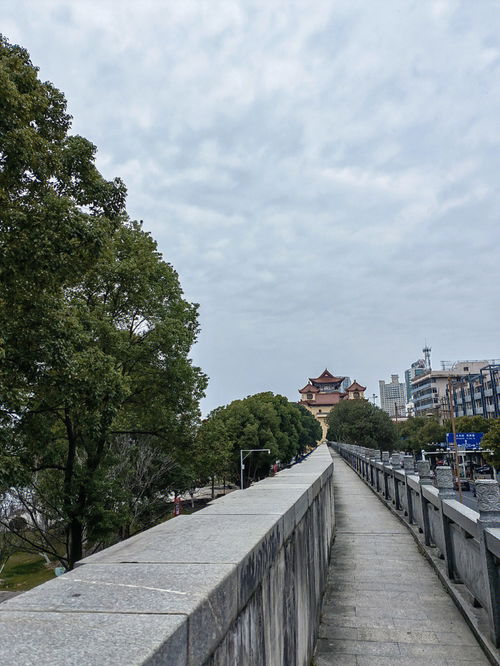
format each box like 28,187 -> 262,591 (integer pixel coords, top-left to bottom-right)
0,445 -> 333,665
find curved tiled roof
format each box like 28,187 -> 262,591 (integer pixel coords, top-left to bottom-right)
309,368 -> 345,384
346,381 -> 366,391
299,384 -> 319,394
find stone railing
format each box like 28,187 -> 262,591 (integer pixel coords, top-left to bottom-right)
0,445 -> 334,665
334,442 -> 500,649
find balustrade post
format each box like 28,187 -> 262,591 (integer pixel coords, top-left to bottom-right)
373,451 -> 381,492
382,451 -> 390,499
390,454 -> 401,509
363,449 -> 370,480
435,466 -> 455,579
476,480 -> 500,647
403,455 -> 415,522
416,460 -> 432,546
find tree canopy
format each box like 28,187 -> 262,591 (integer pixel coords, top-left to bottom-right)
452,415 -> 492,434
326,399 -> 397,450
481,419 -> 500,468
0,37 -> 206,568
199,393 -> 321,487
396,417 -> 447,452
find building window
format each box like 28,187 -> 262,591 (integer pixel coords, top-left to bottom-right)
307,393 -> 313,400
353,391 -> 359,398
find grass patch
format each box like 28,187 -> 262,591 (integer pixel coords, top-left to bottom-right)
0,552 -> 55,591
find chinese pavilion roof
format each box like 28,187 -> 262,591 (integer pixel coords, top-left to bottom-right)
299,384 -> 319,394
346,381 -> 366,392
309,368 -> 345,384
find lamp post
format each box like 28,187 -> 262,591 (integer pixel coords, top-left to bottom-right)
240,448 -> 271,489
448,376 -> 462,503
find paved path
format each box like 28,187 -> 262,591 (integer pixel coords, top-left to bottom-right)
314,452 -> 489,666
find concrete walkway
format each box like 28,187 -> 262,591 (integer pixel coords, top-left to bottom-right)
314,452 -> 489,666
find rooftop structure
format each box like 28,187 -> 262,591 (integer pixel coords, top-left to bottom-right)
299,369 -> 366,439
412,359 -> 500,420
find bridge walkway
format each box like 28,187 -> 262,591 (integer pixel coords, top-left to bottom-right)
314,452 -> 489,666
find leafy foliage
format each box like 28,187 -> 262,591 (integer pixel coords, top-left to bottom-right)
481,419 -> 500,468
452,415 -> 492,434
199,393 -> 321,486
0,37 -> 206,568
396,417 -> 447,452
326,399 -> 397,450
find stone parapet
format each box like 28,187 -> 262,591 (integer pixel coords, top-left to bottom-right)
332,441 -> 500,650
0,446 -> 335,665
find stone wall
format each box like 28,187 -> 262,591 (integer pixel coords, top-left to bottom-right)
334,442 -> 500,649
0,445 -> 334,665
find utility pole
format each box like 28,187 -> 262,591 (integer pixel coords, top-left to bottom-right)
447,377 -> 462,502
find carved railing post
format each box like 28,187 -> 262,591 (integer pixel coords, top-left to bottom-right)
373,451 -> 381,492
390,453 -> 401,509
369,453 -> 375,487
382,451 -> 390,499
435,466 -> 455,579
403,456 -> 415,522
476,479 -> 500,647
416,460 -> 432,546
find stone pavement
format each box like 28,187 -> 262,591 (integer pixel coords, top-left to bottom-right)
314,452 -> 490,666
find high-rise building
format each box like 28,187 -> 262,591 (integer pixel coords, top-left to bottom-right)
404,358 -> 427,402
379,374 -> 406,418
341,377 -> 352,392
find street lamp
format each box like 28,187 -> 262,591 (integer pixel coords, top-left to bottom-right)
240,448 -> 271,490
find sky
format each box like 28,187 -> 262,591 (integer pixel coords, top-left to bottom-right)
2,0 -> 499,413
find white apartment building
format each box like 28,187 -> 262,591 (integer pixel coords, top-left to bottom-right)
379,374 -> 406,418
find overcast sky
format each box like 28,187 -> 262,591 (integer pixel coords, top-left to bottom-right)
2,0 -> 499,412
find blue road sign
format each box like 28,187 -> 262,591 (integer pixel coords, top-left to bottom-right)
446,432 -> 484,447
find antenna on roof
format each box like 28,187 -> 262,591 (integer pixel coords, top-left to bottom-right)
423,343 -> 431,370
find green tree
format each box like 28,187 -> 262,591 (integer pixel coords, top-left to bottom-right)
396,417 -> 446,452
201,393 -> 320,487
326,400 -> 397,450
481,419 -> 500,469
0,37 -> 206,568
452,415 -> 492,434
190,416 -> 234,499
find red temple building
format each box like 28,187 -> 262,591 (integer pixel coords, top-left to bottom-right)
299,369 -> 366,440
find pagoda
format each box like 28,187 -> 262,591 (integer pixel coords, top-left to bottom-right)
299,369 -> 366,440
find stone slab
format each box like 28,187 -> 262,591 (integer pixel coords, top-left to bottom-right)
2,562 -> 237,665
0,610 -> 187,666
78,513 -> 282,566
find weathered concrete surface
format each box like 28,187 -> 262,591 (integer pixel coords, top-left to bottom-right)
0,445 -> 334,665
315,452 -> 490,665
